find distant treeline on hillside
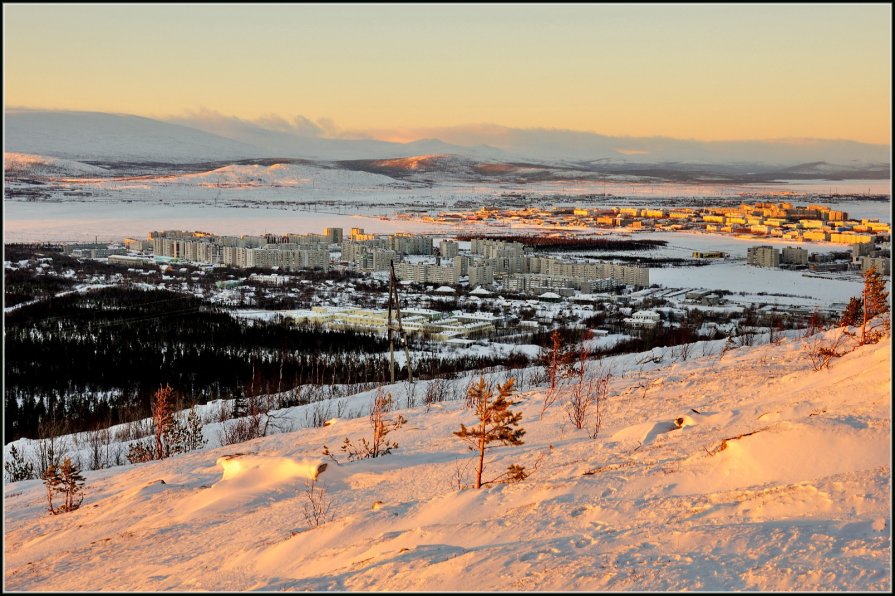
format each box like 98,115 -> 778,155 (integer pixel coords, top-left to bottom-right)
4,287 -> 531,443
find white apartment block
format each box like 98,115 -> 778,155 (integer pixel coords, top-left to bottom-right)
747,245 -> 780,268
781,246 -> 808,266
439,240 -> 459,259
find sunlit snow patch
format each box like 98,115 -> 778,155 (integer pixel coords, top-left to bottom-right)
177,455 -> 328,520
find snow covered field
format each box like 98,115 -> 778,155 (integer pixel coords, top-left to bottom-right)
4,329 -> 891,591
650,263 -> 864,306
2,200 -> 441,242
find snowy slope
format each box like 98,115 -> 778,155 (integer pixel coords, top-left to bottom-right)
5,110 -> 261,163
3,330 -> 891,591
168,162 -> 400,188
4,152 -> 112,178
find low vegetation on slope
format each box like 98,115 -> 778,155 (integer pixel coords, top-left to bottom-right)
3,326 -> 890,591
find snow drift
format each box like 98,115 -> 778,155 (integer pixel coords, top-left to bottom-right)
3,330 -> 891,591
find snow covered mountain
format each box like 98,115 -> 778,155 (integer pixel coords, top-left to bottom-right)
5,110 -> 889,182
3,328 -> 891,591
167,162 -> 401,189
5,110 -> 262,163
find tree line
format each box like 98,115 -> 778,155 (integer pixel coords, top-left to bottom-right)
5,286 -> 539,443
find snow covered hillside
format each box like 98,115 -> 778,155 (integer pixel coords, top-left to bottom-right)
167,162 -> 401,189
3,330 -> 891,591
4,152 -> 112,178
5,110 -> 260,163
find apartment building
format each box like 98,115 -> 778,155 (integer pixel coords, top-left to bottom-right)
747,245 -> 780,268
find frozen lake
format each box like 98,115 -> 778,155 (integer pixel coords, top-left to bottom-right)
2,200 -> 442,242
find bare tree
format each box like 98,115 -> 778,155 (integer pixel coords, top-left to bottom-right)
34,419 -> 69,477
86,426 -> 114,470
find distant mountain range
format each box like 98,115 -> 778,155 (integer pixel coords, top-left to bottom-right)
4,109 -> 890,183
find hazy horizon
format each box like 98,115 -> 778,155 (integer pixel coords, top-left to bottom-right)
4,4 -> 891,145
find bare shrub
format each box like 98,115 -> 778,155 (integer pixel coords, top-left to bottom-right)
768,316 -> 785,345
113,418 -> 153,444
804,310 -> 825,338
214,400 -> 233,425
566,367 -> 610,436
403,379 -> 419,409
34,425 -> 69,478
672,341 -> 692,361
301,477 -> 333,528
736,329 -> 756,347
306,401 -> 332,428
424,377 -> 450,412
219,417 -> 260,447
218,393 -> 274,446
717,336 -> 737,361
86,427 -> 113,470
324,387 -> 406,462
804,330 -> 848,371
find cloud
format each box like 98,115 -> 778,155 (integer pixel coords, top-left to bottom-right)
357,123 -> 515,146
158,108 -> 889,165
167,108 -> 343,139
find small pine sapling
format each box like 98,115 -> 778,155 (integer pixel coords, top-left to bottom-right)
861,265 -> 890,345
454,377 -> 526,489
4,444 -> 36,482
152,385 -> 175,459
167,407 -> 208,455
43,457 -> 85,515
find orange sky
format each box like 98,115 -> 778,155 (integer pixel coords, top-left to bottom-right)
4,4 -> 891,144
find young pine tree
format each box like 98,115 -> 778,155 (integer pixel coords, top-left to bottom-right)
454,377 -> 526,489
861,265 -> 890,344
43,457 -> 85,515
4,444 -> 36,482
167,407 -> 207,455
539,329 -> 574,391
152,385 -> 175,459
839,296 -> 863,328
